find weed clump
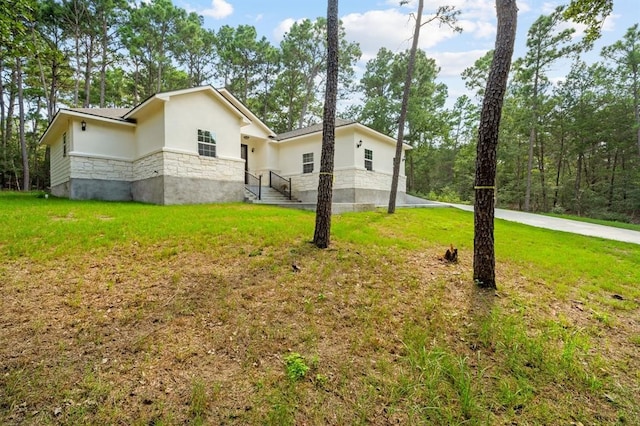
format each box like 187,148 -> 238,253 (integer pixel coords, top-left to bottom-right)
284,353 -> 310,381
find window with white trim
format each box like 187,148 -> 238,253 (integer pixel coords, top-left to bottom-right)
63,133 -> 67,157
364,149 -> 373,171
197,129 -> 216,157
303,152 -> 314,173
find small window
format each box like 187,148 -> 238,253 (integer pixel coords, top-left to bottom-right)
303,152 -> 314,174
63,133 -> 67,157
198,129 -> 216,157
364,149 -> 373,171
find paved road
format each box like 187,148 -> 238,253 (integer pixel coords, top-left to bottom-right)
447,203 -> 640,245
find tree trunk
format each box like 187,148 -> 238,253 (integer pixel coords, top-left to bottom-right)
100,17 -> 108,108
575,152 -> 583,214
538,136 -> 547,211
553,127 -> 565,208
313,0 -> 339,249
84,37 -> 93,107
17,58 -> 29,191
633,61 -> 640,157
0,58 -> 5,189
473,0 -> 518,289
388,0 -> 424,214
607,148 -> 618,207
408,151 -> 415,192
524,120 -> 536,211
74,35 -> 81,107
5,67 -> 16,151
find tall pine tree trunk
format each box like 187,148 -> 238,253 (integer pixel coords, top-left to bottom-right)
575,152 -> 583,214
473,0 -> 517,289
633,62 -> 640,157
17,58 -> 29,191
0,58 -> 5,189
313,0 -> 339,248
553,125 -> 565,208
388,0 -> 424,213
538,137 -> 547,210
84,36 -> 94,107
74,36 -> 81,107
608,149 -> 618,207
100,18 -> 108,107
524,65 -> 541,212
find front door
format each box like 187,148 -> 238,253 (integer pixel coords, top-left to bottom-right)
241,144 -> 248,184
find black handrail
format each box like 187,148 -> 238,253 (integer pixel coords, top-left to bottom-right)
269,171 -> 292,200
245,172 -> 261,200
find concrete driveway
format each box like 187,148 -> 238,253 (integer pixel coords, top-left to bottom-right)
447,203 -> 640,245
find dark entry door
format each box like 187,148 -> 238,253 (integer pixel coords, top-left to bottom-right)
241,144 -> 248,184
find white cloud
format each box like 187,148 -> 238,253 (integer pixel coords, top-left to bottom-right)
342,9 -> 413,57
541,2 -> 559,14
429,49 -> 490,77
458,19 -> 495,38
517,0 -> 532,14
201,0 -> 233,19
557,19 -> 587,39
273,18 -> 306,42
342,8 -> 465,62
601,13 -> 619,33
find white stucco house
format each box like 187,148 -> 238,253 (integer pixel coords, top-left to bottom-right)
39,86 -> 410,206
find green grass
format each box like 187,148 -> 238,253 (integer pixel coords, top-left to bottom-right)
1,191 -> 639,425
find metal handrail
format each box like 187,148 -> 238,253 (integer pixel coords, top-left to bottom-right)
245,172 -> 261,200
269,171 -> 292,200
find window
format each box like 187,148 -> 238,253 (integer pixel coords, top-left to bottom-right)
198,129 -> 216,157
63,133 -> 67,157
364,149 -> 373,171
303,152 -> 314,173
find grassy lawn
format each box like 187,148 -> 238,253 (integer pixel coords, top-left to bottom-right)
1,192 -> 639,425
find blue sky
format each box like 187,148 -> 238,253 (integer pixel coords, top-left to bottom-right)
178,0 -> 639,106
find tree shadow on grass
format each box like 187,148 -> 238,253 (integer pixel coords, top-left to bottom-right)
466,284 -> 497,350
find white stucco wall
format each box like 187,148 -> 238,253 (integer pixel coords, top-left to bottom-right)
241,120 -> 271,139
72,119 -> 135,160
135,102 -> 165,158
276,130 -> 356,176
334,128 -> 356,169
164,92 -> 243,159
277,135 -> 318,176
276,125 -> 405,179
277,125 -> 408,201
245,137 -> 281,183
353,128 -> 404,176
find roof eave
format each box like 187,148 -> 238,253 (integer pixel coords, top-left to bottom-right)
39,109 -> 135,145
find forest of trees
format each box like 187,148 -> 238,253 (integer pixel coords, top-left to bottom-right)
1,0 -> 638,221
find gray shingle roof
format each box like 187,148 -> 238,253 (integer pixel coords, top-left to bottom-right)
276,118 -> 357,141
69,108 -> 131,120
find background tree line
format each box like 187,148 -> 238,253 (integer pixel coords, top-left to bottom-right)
1,0 -> 638,221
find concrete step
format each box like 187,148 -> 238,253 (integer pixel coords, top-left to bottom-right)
244,186 -> 300,204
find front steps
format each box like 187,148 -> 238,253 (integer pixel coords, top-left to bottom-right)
244,186 -> 301,205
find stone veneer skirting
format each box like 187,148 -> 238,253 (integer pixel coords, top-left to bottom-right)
51,181 -> 70,198
291,169 -> 406,204
131,175 -> 244,205
64,151 -> 245,204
